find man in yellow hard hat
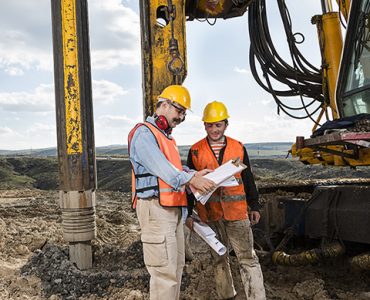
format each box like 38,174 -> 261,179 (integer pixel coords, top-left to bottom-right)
128,85 -> 215,300
186,101 -> 266,300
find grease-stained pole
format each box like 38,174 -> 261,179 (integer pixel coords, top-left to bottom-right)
51,0 -> 96,270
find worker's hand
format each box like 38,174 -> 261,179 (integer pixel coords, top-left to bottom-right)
249,211 -> 261,226
185,217 -> 194,230
195,168 -> 214,177
189,175 -> 216,195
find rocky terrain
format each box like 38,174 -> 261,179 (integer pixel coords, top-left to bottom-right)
0,157 -> 369,299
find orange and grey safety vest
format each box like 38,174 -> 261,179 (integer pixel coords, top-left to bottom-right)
128,122 -> 187,209
190,137 -> 248,222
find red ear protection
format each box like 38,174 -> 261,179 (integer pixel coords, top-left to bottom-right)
155,115 -> 169,131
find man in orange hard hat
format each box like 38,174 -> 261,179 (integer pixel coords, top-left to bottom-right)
186,101 -> 266,300
128,85 -> 215,300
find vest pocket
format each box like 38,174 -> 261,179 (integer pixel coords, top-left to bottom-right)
141,233 -> 168,267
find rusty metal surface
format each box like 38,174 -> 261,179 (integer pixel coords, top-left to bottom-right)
51,0 -> 96,191
139,0 -> 187,118
303,131 -> 370,148
185,0 -> 252,20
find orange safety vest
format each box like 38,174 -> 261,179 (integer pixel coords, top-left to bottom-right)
190,137 -> 248,222
128,122 -> 187,209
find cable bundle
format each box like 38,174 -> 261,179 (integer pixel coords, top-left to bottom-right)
248,0 -> 324,121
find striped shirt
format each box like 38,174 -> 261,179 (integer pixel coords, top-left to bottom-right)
210,138 -> 226,161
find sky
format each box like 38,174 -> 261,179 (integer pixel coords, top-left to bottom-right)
0,0 -> 334,150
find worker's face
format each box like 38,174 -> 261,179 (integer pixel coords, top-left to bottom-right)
204,121 -> 227,142
165,101 -> 187,128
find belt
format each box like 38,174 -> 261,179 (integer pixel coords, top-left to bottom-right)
138,196 -> 158,201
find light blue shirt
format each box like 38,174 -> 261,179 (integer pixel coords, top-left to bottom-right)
129,116 -> 194,199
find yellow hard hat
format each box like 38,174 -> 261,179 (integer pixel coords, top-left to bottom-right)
158,85 -> 191,109
202,101 -> 230,123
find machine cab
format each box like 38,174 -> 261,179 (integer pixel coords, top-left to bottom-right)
336,0 -> 370,117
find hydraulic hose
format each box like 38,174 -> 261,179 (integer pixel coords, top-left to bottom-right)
272,241 -> 345,266
350,253 -> 370,270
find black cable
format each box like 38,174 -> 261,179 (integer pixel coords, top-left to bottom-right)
338,1 -> 347,29
248,0 -> 324,121
277,0 -> 321,125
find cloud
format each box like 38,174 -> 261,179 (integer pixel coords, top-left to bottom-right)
0,84 -> 54,112
92,80 -> 128,104
0,1 -> 54,73
88,0 -> 140,69
4,66 -> 24,76
0,0 -> 140,75
0,124 -> 56,150
0,126 -> 13,136
0,30 -> 52,73
228,114 -> 313,143
0,79 -> 129,113
261,98 -> 273,106
26,122 -> 55,134
233,66 -> 252,75
97,114 -> 139,128
95,114 -> 141,146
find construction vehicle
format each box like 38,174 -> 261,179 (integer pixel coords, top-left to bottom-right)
50,0 -> 369,270
138,0 -> 370,269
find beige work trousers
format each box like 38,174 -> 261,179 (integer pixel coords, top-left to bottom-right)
209,219 -> 266,300
136,198 -> 185,300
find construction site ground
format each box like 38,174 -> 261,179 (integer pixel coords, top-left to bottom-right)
0,157 -> 369,299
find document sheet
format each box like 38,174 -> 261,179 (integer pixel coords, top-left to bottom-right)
192,158 -> 247,204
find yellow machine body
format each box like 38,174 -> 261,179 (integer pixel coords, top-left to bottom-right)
315,12 -> 343,120
139,0 -> 188,117
139,0 -> 370,167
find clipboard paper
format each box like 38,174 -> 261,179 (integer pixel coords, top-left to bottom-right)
192,158 -> 247,205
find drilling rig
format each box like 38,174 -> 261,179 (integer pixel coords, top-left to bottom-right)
50,0 -> 370,269
138,0 -> 370,268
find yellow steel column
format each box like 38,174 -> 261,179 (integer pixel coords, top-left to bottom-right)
51,0 -> 97,270
314,11 -> 343,120
139,0 -> 187,118
61,0 -> 82,155
336,0 -> 351,21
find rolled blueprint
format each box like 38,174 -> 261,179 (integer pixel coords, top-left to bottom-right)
192,221 -> 227,256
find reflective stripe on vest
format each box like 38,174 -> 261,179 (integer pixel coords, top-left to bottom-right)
128,122 -> 187,208
160,187 -> 186,193
190,136 -> 247,221
208,194 -> 246,203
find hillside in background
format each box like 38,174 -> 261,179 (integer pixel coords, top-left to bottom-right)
0,142 -> 292,159
0,157 -> 131,191
1,156 -> 369,192
0,145 -> 128,157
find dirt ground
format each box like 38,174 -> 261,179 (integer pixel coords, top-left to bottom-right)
0,189 -> 369,300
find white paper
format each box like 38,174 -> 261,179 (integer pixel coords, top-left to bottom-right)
191,220 -> 226,256
192,159 -> 246,204
219,176 -> 239,187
